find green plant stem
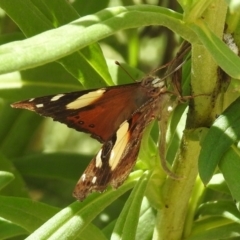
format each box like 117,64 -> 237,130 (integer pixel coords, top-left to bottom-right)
153,132 -> 201,239
153,1 -> 228,239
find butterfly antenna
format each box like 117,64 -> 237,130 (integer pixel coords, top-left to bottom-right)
115,61 -> 136,82
161,58 -> 188,81
152,41 -> 191,80
150,60 -> 174,75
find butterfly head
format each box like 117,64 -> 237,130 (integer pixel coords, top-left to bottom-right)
141,76 -> 167,97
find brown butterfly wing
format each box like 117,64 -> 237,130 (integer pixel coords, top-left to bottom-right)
11,83 -> 150,142
73,110 -> 151,201
11,78 -> 165,201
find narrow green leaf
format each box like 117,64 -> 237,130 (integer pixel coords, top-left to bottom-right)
189,19 -> 240,79
0,154 -> 28,198
0,5 -> 196,75
0,218 -> 27,239
207,173 -> 230,195
180,0 -> 215,21
0,111 -> 42,158
0,0 -> 113,88
111,171 -> 152,240
189,221 -> 240,240
0,102 -> 23,145
199,97 -> 240,184
0,196 -> 59,232
0,198 -> 107,240
196,200 -> 240,223
135,197 -> 156,240
14,153 -> 90,182
25,171 -> 142,240
75,223 -> 107,240
73,0 -> 110,16
0,171 -> 14,191
219,146 -> 240,202
63,43 -> 113,87
0,63 -> 81,101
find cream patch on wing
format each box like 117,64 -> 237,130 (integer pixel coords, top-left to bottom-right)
109,121 -> 130,170
92,176 -> 97,184
66,89 -> 105,109
36,103 -> 44,108
95,149 -> 103,168
51,94 -> 65,101
81,173 -> 86,182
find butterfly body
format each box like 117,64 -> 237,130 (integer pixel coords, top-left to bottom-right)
12,75 -> 173,201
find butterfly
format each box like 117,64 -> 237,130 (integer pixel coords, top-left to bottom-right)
11,63 -> 182,201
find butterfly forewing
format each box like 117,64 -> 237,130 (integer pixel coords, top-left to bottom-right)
12,83 -> 151,142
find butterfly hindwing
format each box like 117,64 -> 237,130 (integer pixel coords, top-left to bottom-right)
73,110 -> 149,200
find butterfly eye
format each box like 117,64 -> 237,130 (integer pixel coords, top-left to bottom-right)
142,77 -> 154,86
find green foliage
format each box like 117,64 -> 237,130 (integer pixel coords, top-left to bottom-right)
0,0 -> 240,239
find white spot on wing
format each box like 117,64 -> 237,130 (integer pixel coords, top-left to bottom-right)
109,121 -> 130,170
92,176 -> 97,184
36,104 -> 44,108
66,89 -> 105,109
51,94 -> 65,101
29,98 -> 35,102
167,106 -> 173,112
96,150 -> 103,168
81,173 -> 86,182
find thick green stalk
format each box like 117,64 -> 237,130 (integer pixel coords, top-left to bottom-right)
153,1 -> 228,239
